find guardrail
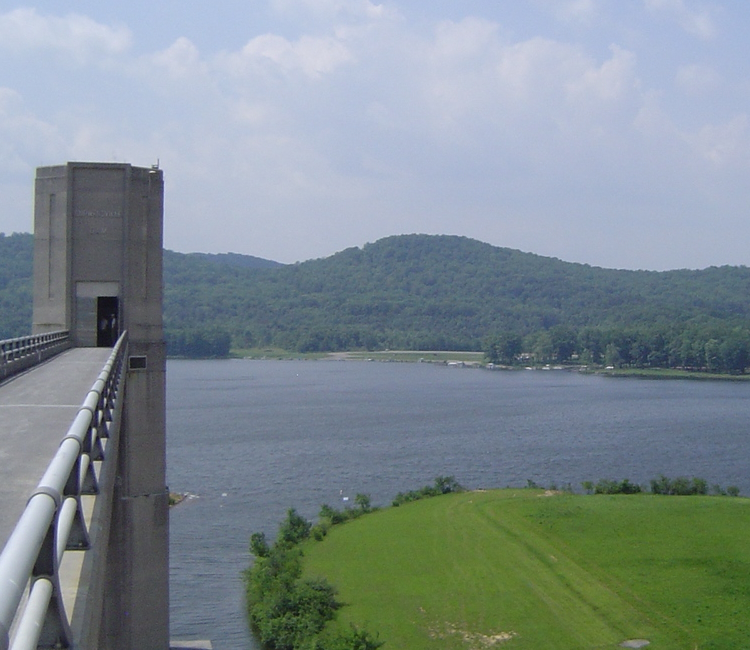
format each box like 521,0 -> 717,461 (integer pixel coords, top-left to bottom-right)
0,332 -> 71,382
0,332 -> 128,650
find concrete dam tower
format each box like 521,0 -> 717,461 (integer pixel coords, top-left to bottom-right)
32,162 -> 169,649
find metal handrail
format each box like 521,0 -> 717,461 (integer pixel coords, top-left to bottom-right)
0,332 -> 128,650
0,332 -> 70,382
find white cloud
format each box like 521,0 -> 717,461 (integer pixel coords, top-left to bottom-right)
412,20 -> 641,148
534,0 -> 598,24
675,63 -> 720,94
0,87 -> 61,172
228,100 -> 271,127
151,37 -> 205,80
0,8 -> 131,62
219,32 -> 353,79
562,44 -> 637,103
688,114 -> 749,166
432,17 -> 499,62
644,0 -> 717,40
271,0 -> 392,21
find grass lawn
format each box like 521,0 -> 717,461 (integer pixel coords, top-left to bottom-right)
302,490 -> 750,649
230,346 -> 331,360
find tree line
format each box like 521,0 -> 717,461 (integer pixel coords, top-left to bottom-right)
485,323 -> 750,373
3,232 -> 750,370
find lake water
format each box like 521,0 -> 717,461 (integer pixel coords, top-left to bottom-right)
166,359 -> 750,649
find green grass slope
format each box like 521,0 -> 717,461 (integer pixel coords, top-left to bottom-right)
302,490 -> 750,649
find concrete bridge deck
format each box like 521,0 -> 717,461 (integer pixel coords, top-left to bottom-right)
0,348 -> 112,550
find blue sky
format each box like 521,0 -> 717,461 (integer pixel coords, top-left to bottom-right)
1,0 -> 748,270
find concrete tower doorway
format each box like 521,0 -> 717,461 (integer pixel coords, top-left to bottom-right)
96,296 -> 119,347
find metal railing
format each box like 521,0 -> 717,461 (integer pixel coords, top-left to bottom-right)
0,332 -> 128,650
0,332 -> 71,382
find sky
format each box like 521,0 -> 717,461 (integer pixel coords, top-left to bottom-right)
0,0 -> 749,270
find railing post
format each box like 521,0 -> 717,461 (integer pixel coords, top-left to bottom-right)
0,332 -> 71,383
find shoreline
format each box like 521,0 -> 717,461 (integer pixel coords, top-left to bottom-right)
169,350 -> 750,381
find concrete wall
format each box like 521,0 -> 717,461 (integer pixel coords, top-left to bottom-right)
32,162 -> 169,650
32,165 -> 72,334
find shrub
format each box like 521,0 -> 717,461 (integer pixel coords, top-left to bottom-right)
310,521 -> 330,542
250,531 -> 270,558
354,493 -> 372,512
315,625 -> 384,650
246,504 -> 382,649
650,475 -> 708,496
392,476 -> 464,506
594,479 -> 618,495
618,479 -> 642,495
278,508 -> 312,547
593,479 -> 641,495
246,524 -> 343,649
317,497 -> 378,529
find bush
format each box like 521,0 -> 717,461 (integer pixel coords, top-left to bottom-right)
250,532 -> 270,558
278,508 -> 312,547
307,625 -> 384,650
650,475 -> 708,496
311,521 -> 330,542
392,476 -> 463,506
249,566 -> 340,650
317,496 -> 378,529
246,505 -> 381,649
592,479 -> 642,495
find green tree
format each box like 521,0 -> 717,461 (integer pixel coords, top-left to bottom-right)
604,343 -> 622,368
720,331 -> 749,373
278,509 -> 312,548
250,532 -> 270,558
484,332 -> 522,364
354,493 -> 372,512
549,325 -> 577,363
578,328 -> 604,364
705,339 -> 722,372
529,331 -> 553,364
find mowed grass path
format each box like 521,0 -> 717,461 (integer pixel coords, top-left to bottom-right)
302,490 -> 750,649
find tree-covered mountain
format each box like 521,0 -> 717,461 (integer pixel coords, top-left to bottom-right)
2,232 -> 749,369
0,232 -> 33,339
165,234 -> 750,361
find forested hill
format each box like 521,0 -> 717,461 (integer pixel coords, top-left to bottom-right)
163,234 -> 750,363
2,232 -> 750,368
0,232 -> 33,338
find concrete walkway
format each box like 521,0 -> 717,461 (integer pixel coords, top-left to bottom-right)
0,347 -> 112,551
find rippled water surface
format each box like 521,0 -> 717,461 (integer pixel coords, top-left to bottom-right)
167,359 -> 750,648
